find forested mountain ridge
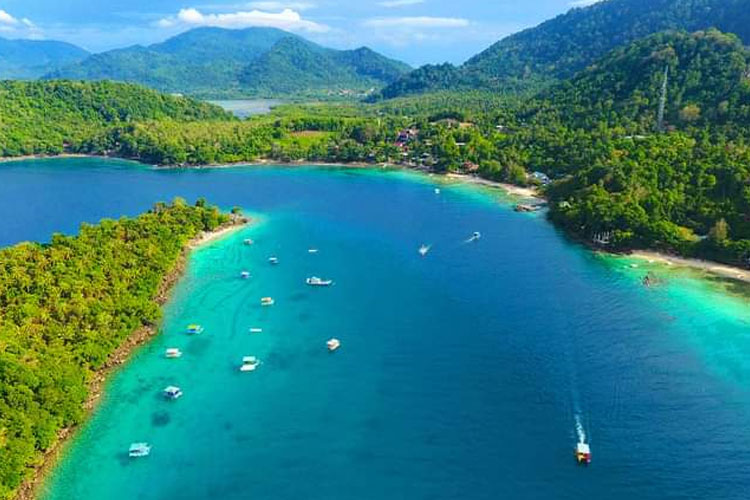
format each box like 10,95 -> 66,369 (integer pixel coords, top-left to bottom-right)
0,37 -> 88,79
376,0 -> 750,99
45,27 -> 411,98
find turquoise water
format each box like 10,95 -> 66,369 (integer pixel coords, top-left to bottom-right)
0,159 -> 749,498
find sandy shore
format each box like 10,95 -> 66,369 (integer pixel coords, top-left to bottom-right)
14,217 -> 249,500
629,250 -> 750,285
444,173 -> 541,199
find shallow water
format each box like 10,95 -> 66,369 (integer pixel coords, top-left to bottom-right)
0,159 -> 748,499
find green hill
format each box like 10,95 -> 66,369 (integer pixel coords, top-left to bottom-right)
0,80 -> 231,157
377,0 -> 750,99
0,37 -> 88,79
46,27 -> 410,98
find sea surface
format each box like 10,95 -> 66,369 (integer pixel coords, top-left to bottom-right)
207,99 -> 282,118
0,158 -> 749,499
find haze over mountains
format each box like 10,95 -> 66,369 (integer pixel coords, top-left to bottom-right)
44,27 -> 411,98
0,38 -> 88,79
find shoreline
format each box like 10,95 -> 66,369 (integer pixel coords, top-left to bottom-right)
14,217 -> 249,500
443,173 -> 542,199
625,250 -> 750,285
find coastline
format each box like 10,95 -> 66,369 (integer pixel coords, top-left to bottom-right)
14,217 -> 249,500
444,173 -> 541,199
626,250 -> 750,285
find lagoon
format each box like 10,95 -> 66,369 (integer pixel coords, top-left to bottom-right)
1,158 -> 748,499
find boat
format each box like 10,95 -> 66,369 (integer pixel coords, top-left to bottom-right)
165,348 -> 182,359
240,356 -> 261,372
308,248 -> 319,254
186,324 -> 204,335
575,442 -> 591,464
261,297 -> 275,306
268,256 -> 279,265
306,276 -> 333,287
163,386 -> 183,400
128,442 -> 151,458
419,244 -> 431,256
249,327 -> 263,334
515,203 -> 543,213
243,239 -> 254,246
326,338 -> 341,352
434,188 -> 441,194
469,231 -> 481,242
240,271 -> 251,279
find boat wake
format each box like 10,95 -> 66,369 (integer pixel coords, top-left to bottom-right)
574,413 -> 587,444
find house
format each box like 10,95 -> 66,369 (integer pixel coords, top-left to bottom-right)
462,161 -> 480,173
396,128 -> 419,146
532,171 -> 551,185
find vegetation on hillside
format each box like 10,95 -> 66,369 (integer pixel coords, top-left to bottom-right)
0,200 -> 230,499
0,37 -> 88,80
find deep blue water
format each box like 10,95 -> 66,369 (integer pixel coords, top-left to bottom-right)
1,158 -> 749,499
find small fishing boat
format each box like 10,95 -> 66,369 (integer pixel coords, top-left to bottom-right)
243,239 -> 254,246
268,256 -> 279,265
128,443 -> 151,458
186,324 -> 204,335
240,271 -> 251,279
249,327 -> 263,334
419,244 -> 431,256
163,386 -> 183,400
515,203 -> 543,213
575,442 -> 591,464
327,338 -> 341,352
261,297 -> 275,306
165,348 -> 182,359
306,276 -> 333,287
308,248 -> 319,254
240,356 -> 261,372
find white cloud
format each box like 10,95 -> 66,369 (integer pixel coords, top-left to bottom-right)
364,16 -> 469,28
0,9 -> 42,38
569,0 -> 603,7
157,7 -> 329,33
378,0 -> 425,7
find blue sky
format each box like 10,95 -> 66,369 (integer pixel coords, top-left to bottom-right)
0,0 -> 598,65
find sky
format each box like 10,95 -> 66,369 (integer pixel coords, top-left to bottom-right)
0,0 -> 600,66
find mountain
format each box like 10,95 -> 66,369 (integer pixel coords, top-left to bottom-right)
0,80 -> 231,157
377,0 -> 750,99
46,27 -> 411,98
528,29 -> 750,131
0,37 -> 88,79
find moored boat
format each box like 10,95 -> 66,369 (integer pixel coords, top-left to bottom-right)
261,297 -> 275,306
249,327 -> 263,334
163,386 -> 183,400
240,356 -> 261,372
419,244 -> 431,256
240,271 -> 251,279
308,248 -> 319,254
327,338 -> 341,352
306,276 -> 333,287
128,442 -> 151,458
268,256 -> 279,265
165,348 -> 182,359
243,239 -> 254,246
575,442 -> 591,464
186,324 -> 204,335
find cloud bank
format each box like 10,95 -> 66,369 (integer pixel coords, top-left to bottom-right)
157,7 -> 329,33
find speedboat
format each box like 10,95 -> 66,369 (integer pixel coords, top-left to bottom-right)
128,443 -> 151,458
469,231 -> 481,242
306,276 -> 333,287
268,256 -> 279,265
186,324 -> 204,335
163,386 -> 183,400
327,338 -> 341,352
240,271 -> 251,279
308,248 -> 319,254
575,442 -> 591,464
261,297 -> 275,306
249,327 -> 263,334
165,348 -> 182,359
240,356 -> 261,372
419,244 -> 431,256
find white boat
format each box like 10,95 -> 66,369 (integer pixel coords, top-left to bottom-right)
434,188 -> 441,194
469,231 -> 482,242
249,327 -> 263,334
419,244 -> 431,256
163,386 -> 183,400
243,239 -> 254,246
575,442 -> 591,464
165,348 -> 182,359
186,324 -> 204,335
240,271 -> 251,279
240,356 -> 261,372
308,248 -> 319,254
261,297 -> 275,306
327,338 -> 341,352
306,276 -> 333,287
268,256 -> 279,265
128,442 -> 151,458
